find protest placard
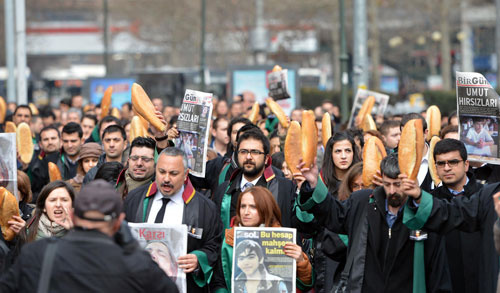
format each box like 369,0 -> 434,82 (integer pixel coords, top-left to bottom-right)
0,133 -> 18,200
456,71 -> 500,164
176,89 -> 213,177
347,88 -> 389,129
128,223 -> 188,293
232,227 -> 296,293
267,69 -> 291,100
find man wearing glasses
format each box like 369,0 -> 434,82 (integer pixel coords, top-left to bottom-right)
213,128 -> 295,229
116,137 -> 157,199
404,138 -> 500,293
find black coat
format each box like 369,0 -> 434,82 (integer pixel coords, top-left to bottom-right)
431,172 -> 483,293
124,181 -> 223,293
405,182 -> 500,293
28,151 -> 60,202
212,165 -> 295,228
298,182 -> 452,293
0,229 -> 178,293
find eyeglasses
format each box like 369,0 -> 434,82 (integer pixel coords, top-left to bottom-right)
129,156 -> 154,163
436,159 -> 463,168
238,149 -> 265,156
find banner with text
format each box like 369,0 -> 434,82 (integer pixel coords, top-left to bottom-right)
232,227 -> 296,293
128,223 -> 188,293
456,71 -> 500,164
176,89 -> 213,177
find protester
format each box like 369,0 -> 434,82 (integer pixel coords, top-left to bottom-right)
40,108 -> 56,127
124,147 -> 222,293
81,114 -> 98,141
57,122 -> 84,180
27,125 -> 62,199
321,131 -> 361,194
271,152 -> 293,181
26,181 -> 75,242
85,115 -> 120,144
211,117 -> 229,157
380,120 -> 401,152
430,138 -> 485,292
83,125 -> 128,183
0,180 -> 178,292
17,170 -> 34,222
67,108 -> 82,124
12,105 -> 32,126
116,137 -> 156,198
67,142 -> 102,192
337,161 -> 363,201
297,153 -> 452,292
440,124 -> 459,140
213,128 -> 295,229
94,162 -> 124,184
211,186 -> 312,292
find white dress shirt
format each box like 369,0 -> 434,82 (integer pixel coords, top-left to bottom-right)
417,143 -> 429,186
240,176 -> 261,191
147,186 -> 184,225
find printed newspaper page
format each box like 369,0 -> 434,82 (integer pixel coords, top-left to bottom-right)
232,227 -> 296,293
267,69 -> 290,100
176,89 -> 213,177
456,71 -> 500,164
347,88 -> 389,129
128,223 -> 188,293
0,133 -> 18,200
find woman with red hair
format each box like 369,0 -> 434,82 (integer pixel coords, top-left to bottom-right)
211,186 -> 313,292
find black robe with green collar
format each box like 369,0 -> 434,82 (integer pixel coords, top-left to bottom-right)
124,178 -> 223,293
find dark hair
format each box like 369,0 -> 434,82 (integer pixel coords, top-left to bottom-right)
380,153 -> 400,179
337,162 -> 363,201
213,116 -> 228,131
62,122 -> 83,138
102,124 -> 126,140
228,117 -> 252,138
169,115 -> 178,127
82,114 -> 98,125
433,138 -> 467,161
236,129 -> 270,156
130,136 -> 156,154
322,131 -> 360,193
401,113 -> 427,132
40,108 -> 56,120
271,151 -> 285,170
14,105 -> 32,116
236,124 -> 261,142
17,170 -> 32,204
98,115 -> 121,132
27,181 -> 76,242
122,102 -> 132,111
235,239 -> 264,261
269,130 -> 279,140
94,161 -> 124,184
379,120 -> 400,136
440,124 -> 458,139
60,98 -> 72,106
40,125 -> 61,138
346,128 -> 364,151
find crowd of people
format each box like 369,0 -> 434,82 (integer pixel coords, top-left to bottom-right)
0,91 -> 500,293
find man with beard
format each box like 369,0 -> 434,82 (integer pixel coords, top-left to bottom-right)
124,147 -> 222,293
27,126 -> 62,201
212,129 -> 295,229
116,137 -> 156,199
57,122 -> 84,180
296,153 -> 451,292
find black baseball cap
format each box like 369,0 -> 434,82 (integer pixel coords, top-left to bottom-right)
74,179 -> 122,222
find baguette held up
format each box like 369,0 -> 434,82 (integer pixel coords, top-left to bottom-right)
398,119 -> 424,180
131,83 -> 166,132
362,136 -> 387,187
0,187 -> 20,241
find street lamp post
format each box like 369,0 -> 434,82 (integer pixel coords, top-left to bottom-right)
339,0 -> 349,123
200,0 -> 206,91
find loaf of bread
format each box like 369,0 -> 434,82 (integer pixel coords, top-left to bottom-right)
0,187 -> 20,241
428,136 -> 442,186
398,119 -> 424,180
426,105 -> 441,141
362,136 -> 387,187
17,122 -> 34,164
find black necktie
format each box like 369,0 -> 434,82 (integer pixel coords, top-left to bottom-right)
154,198 -> 170,223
